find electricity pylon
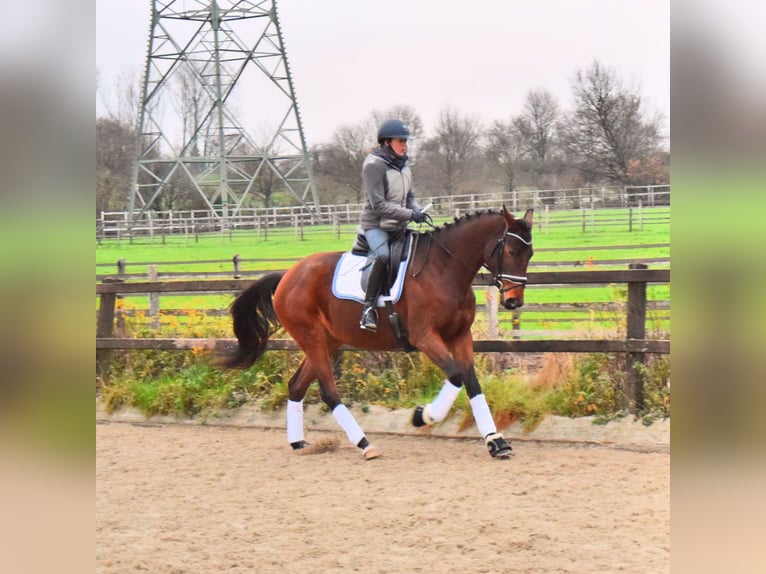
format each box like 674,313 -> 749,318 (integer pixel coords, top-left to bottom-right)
127,0 -> 319,225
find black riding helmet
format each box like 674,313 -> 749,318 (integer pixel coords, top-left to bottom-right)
377,119 -> 411,144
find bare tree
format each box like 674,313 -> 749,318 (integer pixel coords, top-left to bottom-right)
513,88 -> 559,162
484,119 -> 523,193
96,117 -> 135,213
422,106 -> 482,195
561,60 -> 662,184
97,66 -> 140,126
175,66 -> 206,156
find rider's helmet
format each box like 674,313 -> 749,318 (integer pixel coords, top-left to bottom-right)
377,119 -> 411,144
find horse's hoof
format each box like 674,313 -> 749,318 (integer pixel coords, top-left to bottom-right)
362,445 -> 382,460
290,440 -> 309,450
412,405 -> 429,427
485,433 -> 513,459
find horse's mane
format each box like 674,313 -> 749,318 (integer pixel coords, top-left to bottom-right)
425,208 -> 531,236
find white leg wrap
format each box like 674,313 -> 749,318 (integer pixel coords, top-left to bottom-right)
427,380 -> 462,422
469,394 -> 497,437
286,400 -> 304,443
332,404 -> 365,446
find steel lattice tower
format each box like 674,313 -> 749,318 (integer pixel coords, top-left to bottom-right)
128,0 -> 318,224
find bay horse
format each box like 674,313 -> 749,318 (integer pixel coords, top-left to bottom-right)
224,207 -> 534,460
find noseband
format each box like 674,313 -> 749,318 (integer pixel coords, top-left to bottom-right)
485,229 -> 532,293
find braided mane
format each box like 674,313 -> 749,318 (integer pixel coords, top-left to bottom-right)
426,209 -> 502,236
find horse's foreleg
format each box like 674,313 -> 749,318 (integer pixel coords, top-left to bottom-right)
413,331 -> 512,458
411,331 -> 466,426
454,342 -> 513,459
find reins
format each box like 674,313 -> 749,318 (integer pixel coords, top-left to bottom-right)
409,230 -> 475,278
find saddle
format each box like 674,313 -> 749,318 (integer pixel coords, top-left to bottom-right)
333,230 -> 415,303
332,230 -> 418,352
350,229 -> 413,292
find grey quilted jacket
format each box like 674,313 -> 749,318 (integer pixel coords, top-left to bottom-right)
358,147 -> 420,232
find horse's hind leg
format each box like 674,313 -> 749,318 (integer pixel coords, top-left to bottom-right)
302,341 -> 381,460
285,359 -> 315,450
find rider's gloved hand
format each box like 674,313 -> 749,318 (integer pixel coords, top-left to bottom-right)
411,209 -> 428,224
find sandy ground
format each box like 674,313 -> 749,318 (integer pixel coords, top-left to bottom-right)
96,422 -> 669,573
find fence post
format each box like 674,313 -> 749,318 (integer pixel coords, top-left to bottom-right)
148,265 -> 160,329
512,310 -> 522,339
625,263 -> 648,411
485,287 -> 498,339
96,278 -> 123,375
233,254 -> 241,279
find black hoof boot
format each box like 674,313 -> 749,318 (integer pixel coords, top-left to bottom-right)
485,433 -> 512,459
290,440 -> 309,450
412,405 -> 428,427
360,307 -> 378,332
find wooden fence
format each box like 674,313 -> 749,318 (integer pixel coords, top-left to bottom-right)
96,265 -> 670,409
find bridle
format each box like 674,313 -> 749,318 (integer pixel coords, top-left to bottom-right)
484,228 -> 532,293
410,219 -> 532,288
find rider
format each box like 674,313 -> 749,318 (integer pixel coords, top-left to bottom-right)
358,118 -> 428,331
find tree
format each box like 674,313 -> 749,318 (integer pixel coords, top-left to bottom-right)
421,106 -> 482,195
561,60 -> 663,184
96,117 -> 136,213
513,89 -> 559,163
175,66 -> 206,156
484,120 -> 523,193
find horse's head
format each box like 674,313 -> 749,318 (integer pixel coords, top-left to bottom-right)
485,207 -> 534,310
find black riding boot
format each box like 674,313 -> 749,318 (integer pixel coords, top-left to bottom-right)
360,258 -> 387,332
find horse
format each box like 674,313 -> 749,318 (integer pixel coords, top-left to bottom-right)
223,207 -> 534,460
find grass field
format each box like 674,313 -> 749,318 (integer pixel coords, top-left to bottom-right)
96,208 -> 670,337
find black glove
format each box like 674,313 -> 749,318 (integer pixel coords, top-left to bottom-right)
411,209 -> 428,224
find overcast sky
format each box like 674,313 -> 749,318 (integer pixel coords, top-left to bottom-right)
96,0 -> 669,147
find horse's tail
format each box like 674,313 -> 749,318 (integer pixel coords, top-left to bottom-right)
223,272 -> 285,369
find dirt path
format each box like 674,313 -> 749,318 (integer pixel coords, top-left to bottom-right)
96,422 -> 669,573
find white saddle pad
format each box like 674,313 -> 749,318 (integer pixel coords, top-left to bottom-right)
331,252 -> 409,307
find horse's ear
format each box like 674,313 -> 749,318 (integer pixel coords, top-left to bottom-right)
523,208 -> 534,226
502,204 -> 515,222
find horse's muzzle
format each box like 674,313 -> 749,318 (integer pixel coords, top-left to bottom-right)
503,297 -> 523,310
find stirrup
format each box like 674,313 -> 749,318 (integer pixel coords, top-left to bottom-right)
485,433 -> 513,459
360,306 -> 378,332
